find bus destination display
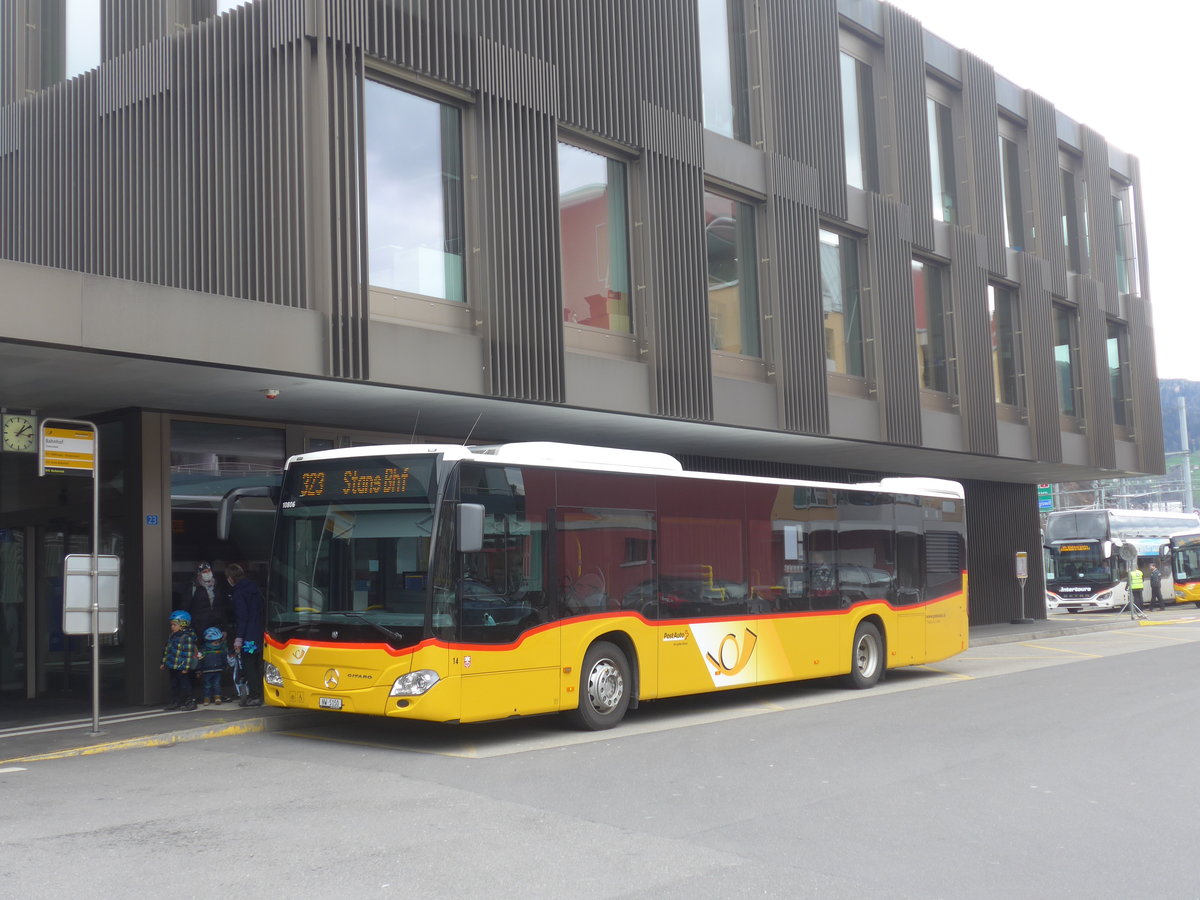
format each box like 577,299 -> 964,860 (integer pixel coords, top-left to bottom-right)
284,458 -> 434,503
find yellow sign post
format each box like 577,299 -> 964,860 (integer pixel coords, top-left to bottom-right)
39,425 -> 96,476
39,418 -> 107,734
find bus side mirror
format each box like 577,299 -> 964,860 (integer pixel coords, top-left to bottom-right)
1159,543 -> 1171,559
458,503 -> 485,553
1102,540 -> 1113,559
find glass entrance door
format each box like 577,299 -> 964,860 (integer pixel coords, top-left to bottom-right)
0,527 -> 32,699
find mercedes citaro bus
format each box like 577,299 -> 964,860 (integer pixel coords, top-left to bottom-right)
259,442 -> 969,729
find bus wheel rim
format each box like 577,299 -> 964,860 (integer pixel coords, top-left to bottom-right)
856,633 -> 878,677
586,658 -> 624,713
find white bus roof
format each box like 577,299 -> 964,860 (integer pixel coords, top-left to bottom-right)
286,442 -> 965,500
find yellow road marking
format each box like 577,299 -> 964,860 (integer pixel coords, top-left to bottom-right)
1,720 -> 265,765
1017,643 -> 1101,658
913,665 -> 973,680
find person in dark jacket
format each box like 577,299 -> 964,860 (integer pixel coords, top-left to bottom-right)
186,562 -> 234,698
227,563 -> 265,707
160,610 -> 199,711
186,562 -> 232,640
1148,563 -> 1166,611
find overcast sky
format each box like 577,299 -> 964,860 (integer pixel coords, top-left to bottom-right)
888,0 -> 1198,382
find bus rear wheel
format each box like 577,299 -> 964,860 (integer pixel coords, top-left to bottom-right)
569,641 -> 631,730
846,621 -> 884,689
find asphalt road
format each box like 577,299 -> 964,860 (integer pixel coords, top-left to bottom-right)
3,621 -> 1200,899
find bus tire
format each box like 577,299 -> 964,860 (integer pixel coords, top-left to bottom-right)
846,621 -> 884,690
568,641 -> 631,730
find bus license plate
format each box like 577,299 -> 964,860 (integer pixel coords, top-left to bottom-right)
318,697 -> 343,710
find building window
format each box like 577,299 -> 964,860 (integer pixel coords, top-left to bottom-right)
63,0 -> 101,79
1054,304 -> 1080,418
999,133 -> 1025,251
912,260 -> 953,394
1107,321 -> 1131,428
705,191 -> 760,356
988,285 -> 1024,408
365,82 -> 465,302
558,143 -> 631,333
819,230 -> 865,377
840,51 -> 878,192
926,95 -> 957,224
1111,183 -> 1139,297
1060,166 -> 1082,274
698,0 -> 751,144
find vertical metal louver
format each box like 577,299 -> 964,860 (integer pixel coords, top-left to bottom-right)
961,53 -> 1005,277
767,154 -> 828,435
476,38 -> 564,403
1076,279 -> 1116,469
0,1 -> 311,306
1016,253 -> 1063,463
880,4 -> 933,253
554,0 -> 639,146
1081,126 -> 1119,317
640,104 -> 712,421
1128,294 -> 1165,471
1024,91 -> 1068,298
950,227 -> 999,456
762,0 -> 845,219
363,0 -> 479,89
867,194 -> 921,446
961,479 -> 1045,624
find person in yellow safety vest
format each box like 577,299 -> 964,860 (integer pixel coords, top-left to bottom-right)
1129,566 -> 1145,611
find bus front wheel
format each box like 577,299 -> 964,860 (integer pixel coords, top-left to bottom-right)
846,621 -> 884,689
569,641 -> 631,730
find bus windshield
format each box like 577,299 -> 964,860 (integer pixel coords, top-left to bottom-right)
1046,542 -> 1112,584
267,454 -> 439,649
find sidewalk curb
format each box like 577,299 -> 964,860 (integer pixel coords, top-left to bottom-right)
1,711 -> 315,765
970,617 -> 1143,646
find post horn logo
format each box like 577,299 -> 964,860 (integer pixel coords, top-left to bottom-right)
323,668 -> 340,689
705,628 -> 758,677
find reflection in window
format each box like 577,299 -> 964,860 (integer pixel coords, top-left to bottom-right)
1112,193 -> 1133,295
1060,167 -> 1082,273
912,260 -> 953,394
819,230 -> 864,377
840,52 -> 878,192
169,420 -> 285,607
999,135 -> 1024,250
705,191 -> 760,356
558,143 -> 631,332
698,0 -> 751,143
988,285 -> 1023,408
926,97 -> 956,224
1107,321 -> 1131,427
365,82 -> 465,301
1054,304 -> 1080,418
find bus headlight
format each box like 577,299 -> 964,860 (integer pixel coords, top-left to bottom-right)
264,662 -> 283,687
390,669 -> 440,697
1095,590 -> 1113,602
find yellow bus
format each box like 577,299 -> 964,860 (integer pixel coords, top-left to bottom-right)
1162,530 -> 1200,609
262,442 -> 968,729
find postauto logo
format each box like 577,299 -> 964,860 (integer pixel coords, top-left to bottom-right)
690,623 -> 759,687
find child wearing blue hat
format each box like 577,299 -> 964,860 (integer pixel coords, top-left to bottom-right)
160,610 -> 198,711
197,626 -> 229,705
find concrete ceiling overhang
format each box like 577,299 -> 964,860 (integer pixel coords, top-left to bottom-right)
0,339 -> 1132,485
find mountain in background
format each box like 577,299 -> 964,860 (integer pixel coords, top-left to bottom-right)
1159,379 -> 1200,453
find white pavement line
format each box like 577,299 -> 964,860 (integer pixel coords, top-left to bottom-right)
0,766 -> 27,773
0,709 -> 197,740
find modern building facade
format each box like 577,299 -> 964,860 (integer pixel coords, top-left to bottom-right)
0,0 -> 1163,706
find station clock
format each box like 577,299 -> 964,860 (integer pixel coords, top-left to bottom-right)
2,413 -> 38,453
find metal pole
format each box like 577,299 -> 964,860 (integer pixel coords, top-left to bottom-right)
90,453 -> 101,734
1180,397 -> 1194,514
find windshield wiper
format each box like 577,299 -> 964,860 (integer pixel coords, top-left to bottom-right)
325,611 -> 406,645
